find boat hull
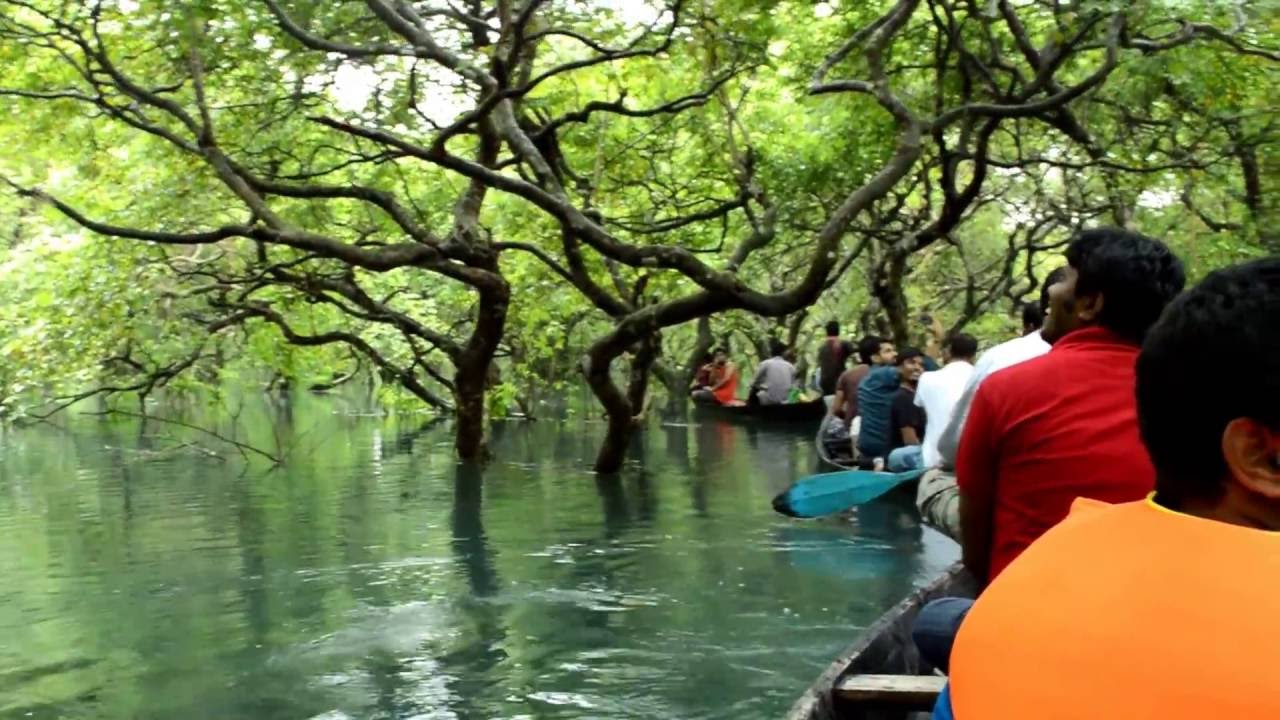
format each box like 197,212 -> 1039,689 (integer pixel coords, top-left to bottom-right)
693,397 -> 827,423
784,562 -> 978,720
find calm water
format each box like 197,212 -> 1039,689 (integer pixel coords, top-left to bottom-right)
0,397 -> 956,719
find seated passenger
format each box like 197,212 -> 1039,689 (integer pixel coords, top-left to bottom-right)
689,352 -> 714,392
750,340 -> 797,406
831,335 -> 895,422
690,347 -> 738,405
855,348 -> 904,462
944,257 -> 1280,718
915,333 -> 977,470
886,348 -> 927,471
912,227 -> 1185,674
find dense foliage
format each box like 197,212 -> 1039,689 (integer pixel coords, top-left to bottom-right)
0,0 -> 1275,470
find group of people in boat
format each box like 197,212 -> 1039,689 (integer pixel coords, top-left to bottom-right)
818,319 -> 979,474
824,226 -> 1280,717
689,340 -> 810,407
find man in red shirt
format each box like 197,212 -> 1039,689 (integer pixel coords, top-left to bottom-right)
911,226 -> 1185,672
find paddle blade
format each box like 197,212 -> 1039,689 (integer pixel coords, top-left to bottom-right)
772,468 -> 925,518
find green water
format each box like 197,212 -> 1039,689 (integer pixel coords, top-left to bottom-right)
0,398 -> 956,719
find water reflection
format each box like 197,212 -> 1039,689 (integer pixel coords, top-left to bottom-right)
0,405 -> 956,720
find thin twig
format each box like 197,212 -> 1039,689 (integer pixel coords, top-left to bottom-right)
84,409 -> 282,464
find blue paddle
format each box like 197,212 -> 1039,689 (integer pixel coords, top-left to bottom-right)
771,468 -> 927,518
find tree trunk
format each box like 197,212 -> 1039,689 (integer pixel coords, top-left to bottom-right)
453,277 -> 511,460
588,332 -> 660,474
625,333 -> 660,421
873,253 -> 911,346
588,353 -> 633,474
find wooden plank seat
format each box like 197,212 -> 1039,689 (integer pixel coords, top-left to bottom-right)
834,674 -> 946,710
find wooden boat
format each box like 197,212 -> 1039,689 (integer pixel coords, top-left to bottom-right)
816,412 -> 857,470
692,396 -> 827,423
784,562 -> 978,720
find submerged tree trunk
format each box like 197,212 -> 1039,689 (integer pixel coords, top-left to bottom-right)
453,277 -> 511,461
586,343 -> 635,474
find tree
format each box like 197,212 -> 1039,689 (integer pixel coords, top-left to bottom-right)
1,0 -> 1275,473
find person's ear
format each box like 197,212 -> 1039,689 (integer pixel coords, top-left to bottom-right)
1222,418 -> 1280,500
1076,291 -> 1104,324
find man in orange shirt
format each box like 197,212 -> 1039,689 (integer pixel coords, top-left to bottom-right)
942,257 -> 1280,718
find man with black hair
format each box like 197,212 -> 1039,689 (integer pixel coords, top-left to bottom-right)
944,257 -> 1280,718
914,334 -> 977,470
815,320 -> 855,397
831,335 -> 896,422
1019,302 -> 1043,336
851,338 -> 903,460
912,227 -> 1184,675
886,348 -> 928,471
750,339 -> 796,406
959,227 -> 1185,583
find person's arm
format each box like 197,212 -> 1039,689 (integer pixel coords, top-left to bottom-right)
830,384 -> 846,418
956,383 -> 1000,586
749,362 -> 768,391
901,425 -> 922,446
891,391 -> 922,445
923,315 -> 946,361
936,374 -> 980,468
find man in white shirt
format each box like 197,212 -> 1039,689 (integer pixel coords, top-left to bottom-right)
917,267 -> 1067,538
914,333 -> 978,469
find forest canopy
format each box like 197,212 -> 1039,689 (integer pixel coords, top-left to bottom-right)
0,0 -> 1275,471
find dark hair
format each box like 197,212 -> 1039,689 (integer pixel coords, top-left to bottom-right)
1021,302 -> 1044,331
1064,228 -> 1185,343
713,346 -> 729,356
1039,266 -> 1069,314
825,320 -> 840,336
895,347 -> 923,365
946,333 -> 978,360
1137,258 -> 1280,508
769,338 -> 788,357
856,335 -> 885,365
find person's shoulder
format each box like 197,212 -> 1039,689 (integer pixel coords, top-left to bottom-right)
980,349 -> 1055,390
915,370 -> 942,393
1014,500 -> 1149,558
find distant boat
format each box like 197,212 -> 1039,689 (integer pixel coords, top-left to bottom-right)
692,397 -> 826,423
784,562 -> 977,720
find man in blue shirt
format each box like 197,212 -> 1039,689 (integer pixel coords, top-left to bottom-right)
856,358 -> 905,460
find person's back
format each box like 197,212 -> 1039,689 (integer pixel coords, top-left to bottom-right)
956,227 -> 1186,582
915,334 -> 977,469
816,321 -> 853,396
856,366 -> 900,458
948,257 -> 1280,718
753,354 -> 796,405
957,327 -> 1154,579
951,497 -> 1280,718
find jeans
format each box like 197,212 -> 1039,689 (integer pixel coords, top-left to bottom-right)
887,444 -> 924,472
911,597 -> 974,673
